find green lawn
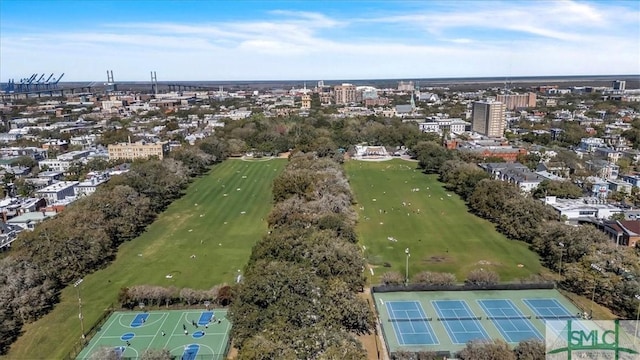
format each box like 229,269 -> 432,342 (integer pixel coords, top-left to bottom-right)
5,159 -> 286,360
344,159 -> 542,283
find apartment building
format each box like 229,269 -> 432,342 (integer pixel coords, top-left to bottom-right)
334,84 -> 359,105
496,92 -> 537,110
471,101 -> 506,137
107,141 -> 170,161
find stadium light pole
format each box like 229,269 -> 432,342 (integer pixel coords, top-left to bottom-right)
589,263 -> 604,319
558,242 -> 565,277
405,248 -> 410,286
74,278 -> 85,342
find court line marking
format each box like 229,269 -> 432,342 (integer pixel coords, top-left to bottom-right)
164,312 -> 184,349
477,299 -> 541,342
387,301 -> 439,345
148,312 -> 170,351
217,317 -> 231,359
432,300 -> 489,344
82,313 -> 121,358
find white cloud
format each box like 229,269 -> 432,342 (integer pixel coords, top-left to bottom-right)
1,2 -> 638,81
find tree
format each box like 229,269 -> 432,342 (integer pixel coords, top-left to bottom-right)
532,180 -> 583,199
465,269 -> 500,286
514,339 -> 545,360
413,272 -> 456,286
458,339 -> 515,360
89,347 -> 120,360
140,348 -> 173,360
380,271 -> 404,286
412,141 -> 454,173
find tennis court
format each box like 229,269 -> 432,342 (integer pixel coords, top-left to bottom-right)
478,299 -> 542,342
385,301 -> 438,345
76,309 -> 231,360
373,288 -> 582,355
432,300 -> 490,344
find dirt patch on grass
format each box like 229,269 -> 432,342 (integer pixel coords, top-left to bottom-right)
423,255 -> 452,263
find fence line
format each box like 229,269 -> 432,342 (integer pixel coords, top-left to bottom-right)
65,303 -> 115,360
372,282 -> 555,293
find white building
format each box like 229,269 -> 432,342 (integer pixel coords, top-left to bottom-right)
75,174 -> 110,197
35,181 -> 79,203
418,118 -> 469,135
543,196 -> 623,220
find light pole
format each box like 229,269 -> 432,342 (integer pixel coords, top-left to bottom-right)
74,278 -> 85,341
589,263 -> 604,319
405,248 -> 410,285
558,242 -> 565,277
634,294 -> 640,346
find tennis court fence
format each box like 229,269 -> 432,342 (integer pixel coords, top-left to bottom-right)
64,303 -> 115,360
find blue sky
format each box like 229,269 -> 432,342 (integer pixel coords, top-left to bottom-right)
1,0 -> 639,81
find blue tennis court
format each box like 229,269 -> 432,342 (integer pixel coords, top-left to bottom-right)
523,298 -> 577,319
432,300 -> 490,344
197,311 -> 214,326
385,301 -> 438,345
478,299 -> 542,342
130,313 -> 149,327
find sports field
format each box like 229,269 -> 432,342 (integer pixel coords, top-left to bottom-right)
373,289 -> 582,354
344,159 -> 542,282
6,159 -> 286,360
76,309 -> 230,360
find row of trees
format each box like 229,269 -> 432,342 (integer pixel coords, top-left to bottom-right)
0,136 -> 229,355
392,339 -> 544,360
413,141 -> 640,319
118,284 -> 233,308
229,152 -> 374,359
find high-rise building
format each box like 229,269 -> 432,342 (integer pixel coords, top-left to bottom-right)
471,101 -> 506,137
496,92 -> 537,110
398,81 -> 415,92
612,80 -> 626,91
301,94 -> 311,109
334,83 -> 358,105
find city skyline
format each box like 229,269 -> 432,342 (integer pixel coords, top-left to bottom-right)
1,0 -> 639,82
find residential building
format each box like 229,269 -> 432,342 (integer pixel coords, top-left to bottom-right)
480,162 -> 544,192
595,148 -> 621,163
75,173 -> 110,197
586,160 -> 619,180
601,220 -> 639,248
35,181 -> 79,203
108,141 -> 170,161
578,137 -> 606,152
471,101 -> 506,137
607,179 -> 633,194
7,211 -> 58,231
496,93 -> 537,110
334,83 -> 358,105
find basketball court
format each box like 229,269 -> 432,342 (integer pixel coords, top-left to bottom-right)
76,309 -> 230,360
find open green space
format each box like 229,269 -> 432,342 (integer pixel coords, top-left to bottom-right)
76,309 -> 230,360
5,159 -> 286,360
344,159 -> 542,282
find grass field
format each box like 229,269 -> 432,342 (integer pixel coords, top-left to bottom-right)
344,159 -> 543,283
76,309 -> 231,360
5,159 -> 286,360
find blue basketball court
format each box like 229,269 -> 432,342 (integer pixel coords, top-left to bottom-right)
432,300 -> 490,344
478,299 -> 542,342
385,301 -> 438,346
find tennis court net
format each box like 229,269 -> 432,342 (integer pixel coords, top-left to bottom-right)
388,317 -> 432,322
436,316 -> 482,321
535,315 -> 579,320
486,315 -> 532,320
